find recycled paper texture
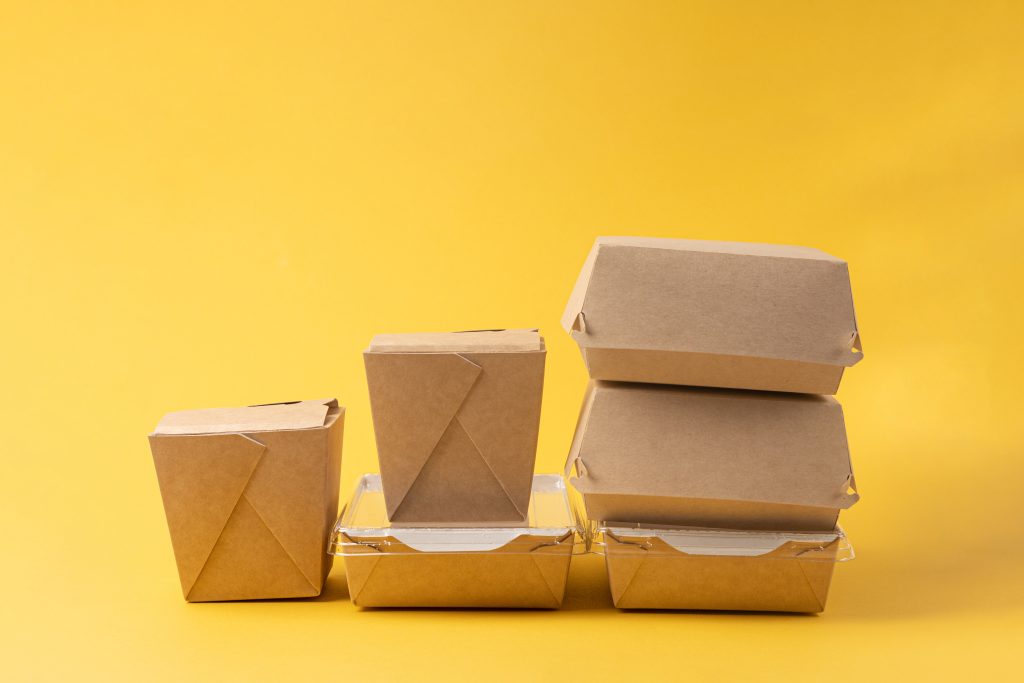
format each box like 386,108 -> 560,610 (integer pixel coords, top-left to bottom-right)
148,398 -> 344,601
567,382 -> 858,531
340,533 -> 574,608
603,526 -> 842,612
334,474 -> 576,608
562,237 -> 862,394
364,330 -> 545,526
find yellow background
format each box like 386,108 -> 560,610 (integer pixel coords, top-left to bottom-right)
3,2 -> 1022,680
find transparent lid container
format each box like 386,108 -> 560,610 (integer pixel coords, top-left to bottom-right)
595,523 -> 855,562
331,474 -> 584,555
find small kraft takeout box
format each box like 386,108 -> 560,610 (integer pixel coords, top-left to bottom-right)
562,236 -> 863,394
332,474 -> 578,608
598,524 -> 854,612
364,329 -> 545,526
567,382 -> 859,531
148,398 -> 344,601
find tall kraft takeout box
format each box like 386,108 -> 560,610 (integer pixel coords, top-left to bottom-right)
364,329 -> 545,526
562,236 -> 862,394
148,398 -> 344,601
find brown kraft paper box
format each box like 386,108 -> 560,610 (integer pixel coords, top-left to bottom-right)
332,474 -> 576,608
148,398 -> 344,601
602,525 -> 845,612
566,382 -> 858,531
364,329 -> 545,526
339,532 -> 575,608
562,236 -> 863,394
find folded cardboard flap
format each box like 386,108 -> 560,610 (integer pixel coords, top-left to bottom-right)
153,398 -> 339,435
368,329 -> 543,353
560,236 -> 862,393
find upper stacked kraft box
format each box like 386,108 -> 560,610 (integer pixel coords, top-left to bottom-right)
562,237 -> 863,612
329,329 -> 578,607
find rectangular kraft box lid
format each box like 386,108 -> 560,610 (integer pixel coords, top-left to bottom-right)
367,329 -> 543,354
567,382 -> 858,511
561,236 -> 862,367
152,398 -> 340,435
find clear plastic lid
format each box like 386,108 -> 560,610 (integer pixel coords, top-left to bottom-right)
331,474 -> 584,555
595,523 -> 855,563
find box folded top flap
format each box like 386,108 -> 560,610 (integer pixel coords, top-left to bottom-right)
568,383 -> 858,510
561,236 -> 862,366
368,329 -> 543,353
601,524 -> 851,561
153,398 -> 339,435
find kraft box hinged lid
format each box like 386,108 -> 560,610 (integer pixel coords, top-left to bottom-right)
566,382 -> 859,531
562,236 -> 862,394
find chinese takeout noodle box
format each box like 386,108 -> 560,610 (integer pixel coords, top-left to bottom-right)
364,329 -> 545,526
332,474 -> 577,608
599,524 -> 853,612
148,398 -> 344,601
562,237 -> 862,394
567,382 -> 858,531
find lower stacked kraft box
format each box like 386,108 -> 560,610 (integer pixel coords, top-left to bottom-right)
562,237 -> 863,612
333,329 -> 578,608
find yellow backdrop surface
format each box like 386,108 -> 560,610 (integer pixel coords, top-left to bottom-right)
3,2 -> 1022,681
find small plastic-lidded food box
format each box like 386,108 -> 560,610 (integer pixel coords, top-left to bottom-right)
599,524 -> 854,613
332,474 -> 579,608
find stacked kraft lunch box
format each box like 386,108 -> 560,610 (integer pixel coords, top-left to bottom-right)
561,237 -> 863,612
331,329 -> 584,608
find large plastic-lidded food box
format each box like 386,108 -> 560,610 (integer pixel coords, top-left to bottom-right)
332,474 -> 580,608
598,524 -> 854,612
